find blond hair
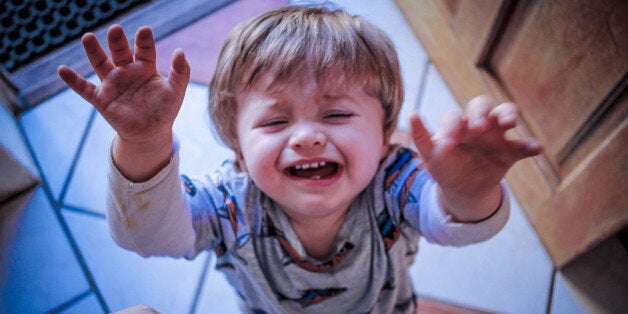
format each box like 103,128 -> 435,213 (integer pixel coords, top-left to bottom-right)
209,5 -> 403,151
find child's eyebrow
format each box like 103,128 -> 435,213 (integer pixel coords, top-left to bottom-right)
322,93 -> 351,100
320,94 -> 364,109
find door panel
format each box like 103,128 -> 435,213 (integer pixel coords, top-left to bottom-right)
488,0 -> 628,175
396,0 -> 628,267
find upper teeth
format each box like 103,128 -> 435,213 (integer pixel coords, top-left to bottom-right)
295,161 -> 326,170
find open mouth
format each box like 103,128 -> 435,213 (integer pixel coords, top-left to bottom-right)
286,161 -> 339,180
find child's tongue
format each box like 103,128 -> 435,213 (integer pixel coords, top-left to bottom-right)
290,163 -> 337,179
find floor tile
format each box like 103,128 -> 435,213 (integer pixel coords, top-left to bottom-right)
416,64 -> 461,133
173,82 -> 234,176
59,293 -> 104,314
20,78 -> 97,202
62,209 -> 208,313
193,255 -> 241,313
63,113 -> 114,215
155,0 -> 288,85
0,188 -> 90,313
409,195 -> 553,313
550,273 -> 587,314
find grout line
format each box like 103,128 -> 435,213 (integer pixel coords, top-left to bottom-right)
49,195 -> 111,312
545,267 -> 557,314
413,59 -> 432,112
57,107 -> 98,205
45,289 -> 94,314
17,118 -> 65,208
189,253 -> 213,314
62,204 -> 107,220
18,107 -> 110,312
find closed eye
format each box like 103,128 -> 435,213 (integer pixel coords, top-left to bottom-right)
259,119 -> 288,128
324,112 -> 354,119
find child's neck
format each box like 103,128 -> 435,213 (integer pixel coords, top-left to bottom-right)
289,210 -> 348,261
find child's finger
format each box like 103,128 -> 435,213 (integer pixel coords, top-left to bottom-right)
466,95 -> 494,131
438,109 -> 466,141
81,33 -> 114,80
134,26 -> 157,65
506,138 -> 543,159
107,24 -> 134,67
57,65 -> 99,106
167,49 -> 190,97
410,113 -> 434,160
489,102 -> 518,130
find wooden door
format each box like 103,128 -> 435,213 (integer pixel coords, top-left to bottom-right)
396,0 -> 627,268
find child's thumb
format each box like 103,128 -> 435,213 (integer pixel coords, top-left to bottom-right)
168,48 -> 190,95
410,113 -> 434,161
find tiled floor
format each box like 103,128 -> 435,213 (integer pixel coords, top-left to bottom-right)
1,0 -> 559,313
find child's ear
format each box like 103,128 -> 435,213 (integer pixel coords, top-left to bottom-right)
381,131 -> 392,159
236,149 -> 248,172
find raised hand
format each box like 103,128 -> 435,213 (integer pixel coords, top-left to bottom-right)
57,25 -> 191,182
410,95 -> 542,222
57,25 -> 190,144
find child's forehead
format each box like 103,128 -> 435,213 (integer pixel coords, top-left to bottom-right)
250,70 -> 364,98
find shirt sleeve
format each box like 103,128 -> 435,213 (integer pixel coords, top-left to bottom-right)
107,141 -> 197,258
383,147 -> 510,246
417,179 -> 511,246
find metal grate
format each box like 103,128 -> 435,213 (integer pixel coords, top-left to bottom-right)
1,0 -> 148,73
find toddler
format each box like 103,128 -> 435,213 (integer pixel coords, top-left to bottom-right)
58,5 -> 541,313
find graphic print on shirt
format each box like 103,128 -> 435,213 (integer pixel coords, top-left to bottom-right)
180,174 -> 197,196
278,288 -> 348,308
377,209 -> 400,251
212,184 -> 250,269
215,184 -> 250,248
264,214 -> 355,272
379,148 -> 423,250
384,148 -> 417,190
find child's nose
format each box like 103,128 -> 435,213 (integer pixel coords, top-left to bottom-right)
289,123 -> 327,150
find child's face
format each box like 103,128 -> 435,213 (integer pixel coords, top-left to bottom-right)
235,73 -> 388,221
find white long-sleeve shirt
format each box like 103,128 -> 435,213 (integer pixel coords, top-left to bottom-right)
107,145 -> 509,313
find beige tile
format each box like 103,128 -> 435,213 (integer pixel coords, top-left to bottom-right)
155,0 -> 288,85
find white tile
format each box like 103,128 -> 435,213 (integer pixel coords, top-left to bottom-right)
409,197 -> 554,313
63,113 -> 113,215
58,293 -> 103,314
550,273 -> 587,314
63,82 -> 233,215
174,83 -> 234,176
20,78 -> 97,202
62,210 -> 207,313
290,0 -> 428,130
193,255 -> 241,313
0,188 -> 90,313
417,64 -> 461,134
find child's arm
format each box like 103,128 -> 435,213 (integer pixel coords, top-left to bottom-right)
57,25 -> 190,182
410,96 -> 542,222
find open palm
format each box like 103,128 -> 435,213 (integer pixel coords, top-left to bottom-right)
410,96 -> 542,220
57,25 -> 190,144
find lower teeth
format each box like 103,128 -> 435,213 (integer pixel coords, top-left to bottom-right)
310,175 -> 321,179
